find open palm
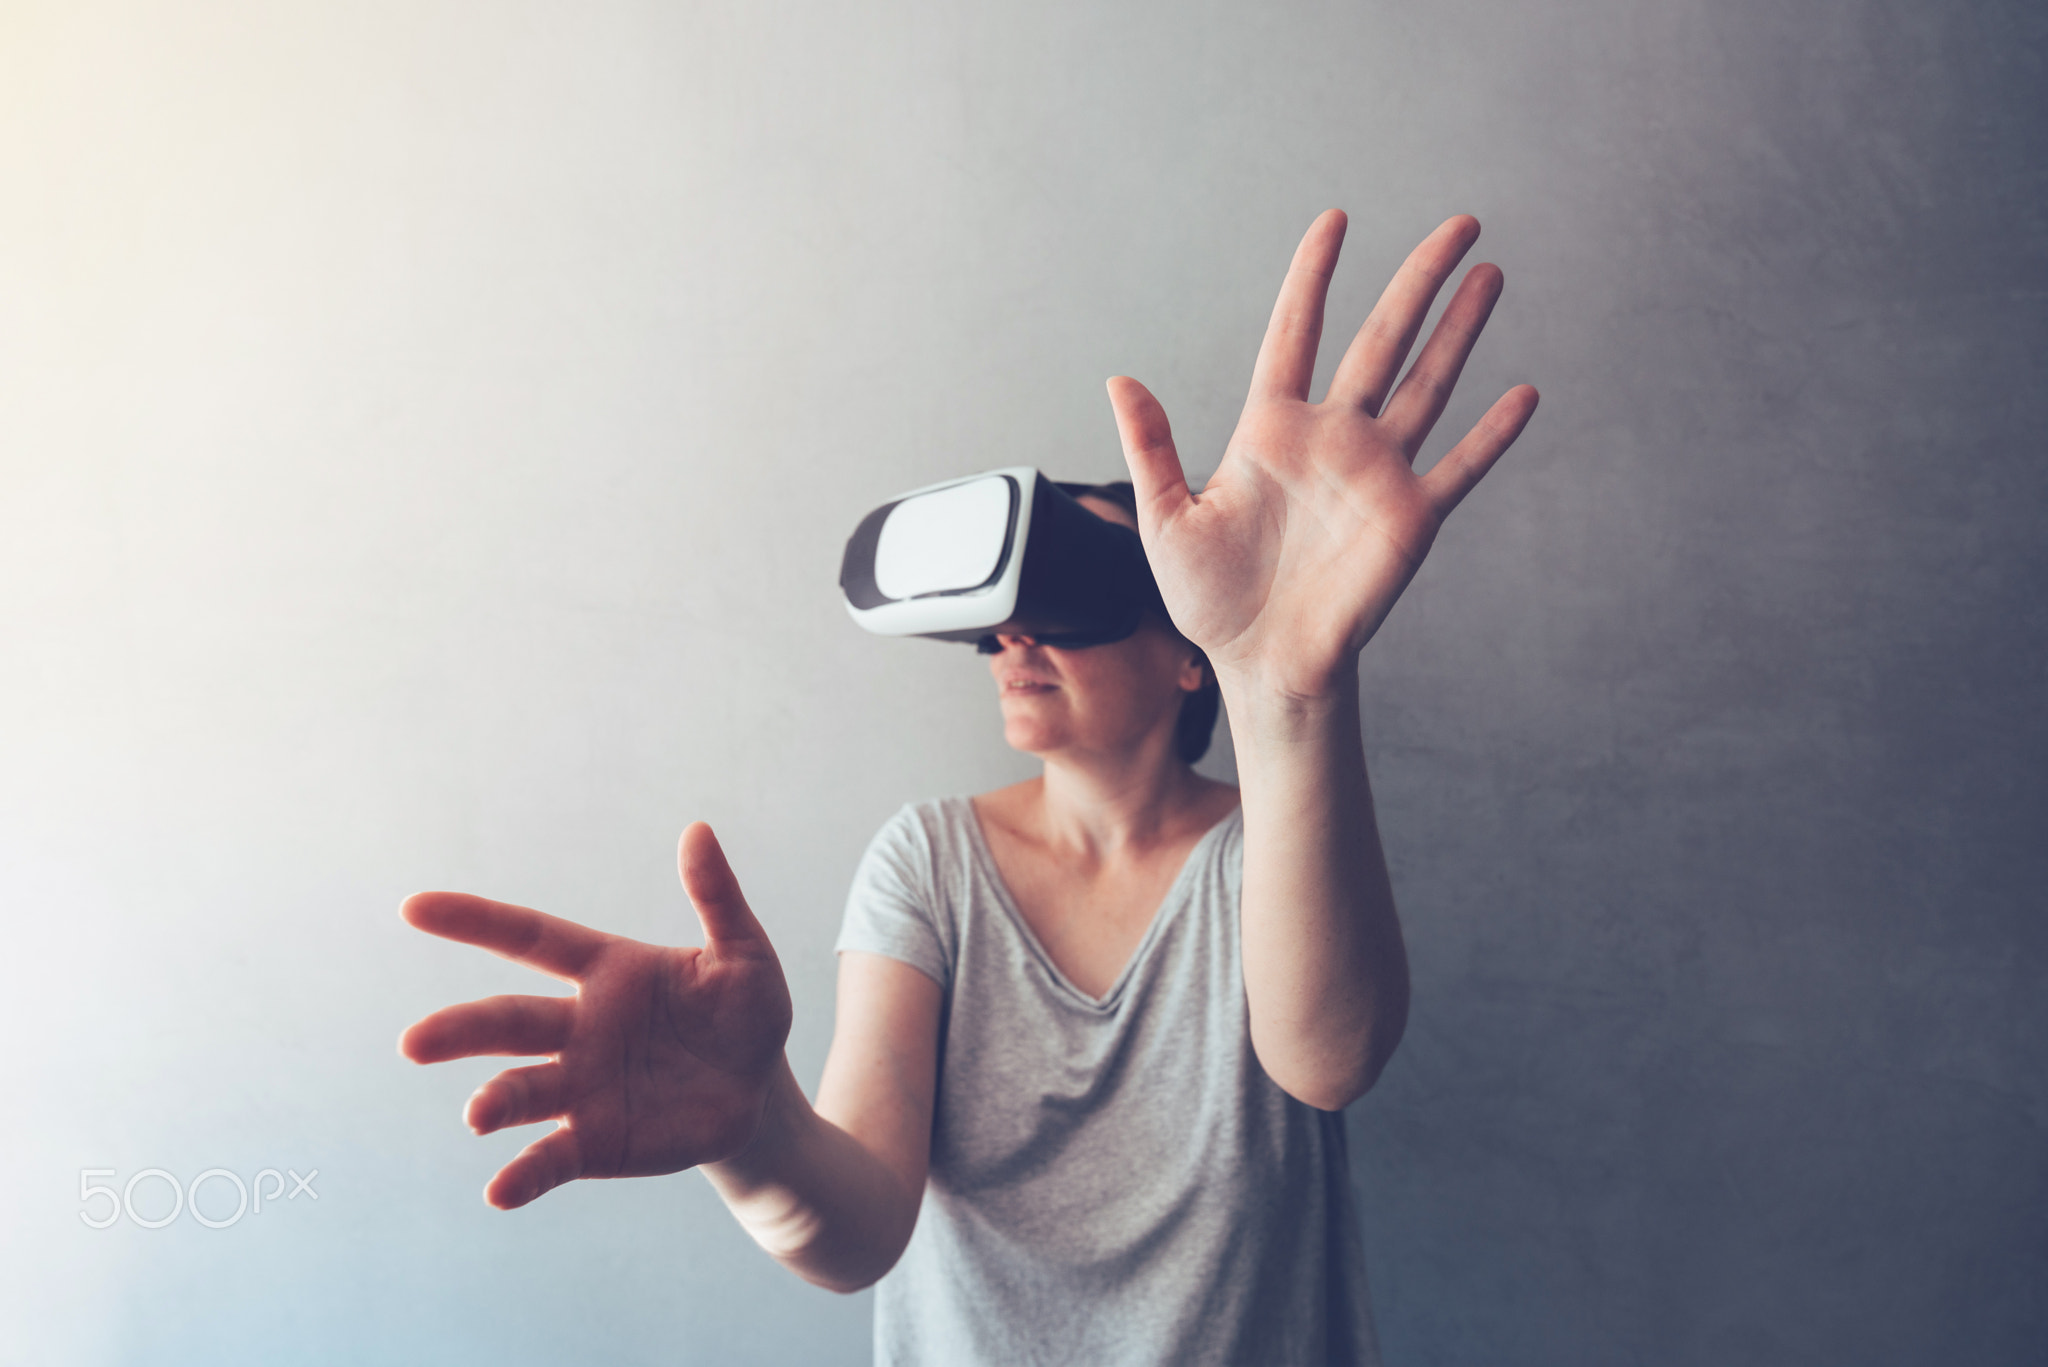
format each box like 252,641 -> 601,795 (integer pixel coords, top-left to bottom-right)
399,823 -> 792,1209
1109,211 -> 1539,698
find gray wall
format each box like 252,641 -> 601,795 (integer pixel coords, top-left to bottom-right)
2,1 -> 2041,1363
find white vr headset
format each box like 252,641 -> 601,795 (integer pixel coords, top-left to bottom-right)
839,467 -> 1166,651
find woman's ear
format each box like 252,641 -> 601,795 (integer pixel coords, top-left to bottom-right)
1178,648 -> 1210,695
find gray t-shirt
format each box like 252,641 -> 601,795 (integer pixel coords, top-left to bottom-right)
836,798 -> 1382,1367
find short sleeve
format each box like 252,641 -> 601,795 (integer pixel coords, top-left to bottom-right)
835,803 -> 953,992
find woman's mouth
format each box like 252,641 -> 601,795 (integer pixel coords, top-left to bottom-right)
1001,678 -> 1057,695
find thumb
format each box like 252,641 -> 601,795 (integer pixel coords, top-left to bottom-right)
678,822 -> 772,949
1105,376 -> 1192,541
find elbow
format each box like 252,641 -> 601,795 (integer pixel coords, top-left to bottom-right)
774,1190 -> 921,1295
786,1228 -> 912,1295
800,1265 -> 887,1296
1276,1061 -> 1376,1113
1283,1079 -> 1366,1113
1262,1006 -> 1409,1112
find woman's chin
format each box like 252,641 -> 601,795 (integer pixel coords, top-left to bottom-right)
1001,718 -> 1065,756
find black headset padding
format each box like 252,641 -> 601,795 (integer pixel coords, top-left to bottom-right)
1005,474 -> 1155,642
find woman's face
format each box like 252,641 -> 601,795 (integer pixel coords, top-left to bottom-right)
985,498 -> 1205,762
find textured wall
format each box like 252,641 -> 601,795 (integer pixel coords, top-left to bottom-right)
2,1 -> 2041,1363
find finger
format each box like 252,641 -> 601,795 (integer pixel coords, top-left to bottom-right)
1247,209 -> 1347,403
465,1060 -> 570,1135
1105,376 -> 1192,538
401,891 -> 605,983
1325,215 -> 1482,416
679,822 -> 772,948
1419,384 -> 1541,516
1378,263 -> 1505,458
399,994 -> 575,1064
485,1124 -> 585,1210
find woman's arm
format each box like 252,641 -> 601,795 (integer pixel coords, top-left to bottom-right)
1109,210 -> 1540,1110
1222,665 -> 1404,1110
702,951 -> 939,1293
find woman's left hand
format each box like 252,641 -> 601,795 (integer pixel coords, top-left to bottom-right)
1108,210 -> 1539,701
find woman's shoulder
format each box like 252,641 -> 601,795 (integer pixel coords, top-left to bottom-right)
1179,781 -> 1246,887
862,794 -> 983,869
1190,777 -> 1243,830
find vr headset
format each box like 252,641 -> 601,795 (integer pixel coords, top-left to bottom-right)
839,467 -> 1165,652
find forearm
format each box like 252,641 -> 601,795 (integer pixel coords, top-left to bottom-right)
701,1056 -> 922,1293
1220,660 -> 1411,1111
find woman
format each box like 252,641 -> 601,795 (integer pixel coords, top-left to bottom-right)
400,209 -> 1538,1364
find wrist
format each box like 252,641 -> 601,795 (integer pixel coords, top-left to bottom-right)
704,1055 -> 808,1188
1213,657 -> 1361,748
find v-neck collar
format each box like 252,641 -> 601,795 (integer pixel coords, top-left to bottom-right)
955,796 -> 1240,1013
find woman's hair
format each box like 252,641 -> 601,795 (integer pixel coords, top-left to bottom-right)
1056,479 -> 1223,766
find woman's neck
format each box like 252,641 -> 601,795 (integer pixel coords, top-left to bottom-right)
1022,736 -> 1233,860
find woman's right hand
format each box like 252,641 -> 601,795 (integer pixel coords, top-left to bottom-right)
399,822 -> 793,1209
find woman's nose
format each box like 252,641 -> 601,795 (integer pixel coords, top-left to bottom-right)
978,631 -> 1039,655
